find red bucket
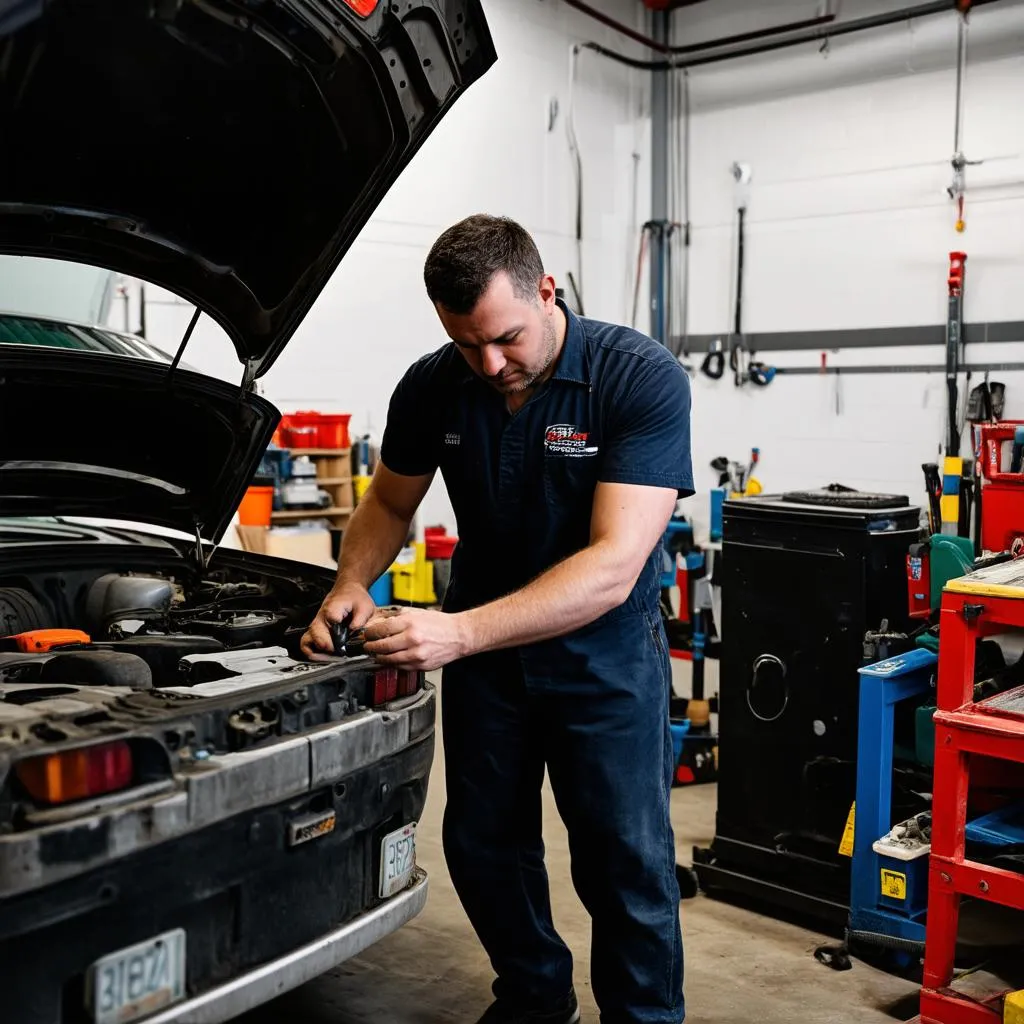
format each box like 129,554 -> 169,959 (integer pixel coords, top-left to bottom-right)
316,413 -> 351,450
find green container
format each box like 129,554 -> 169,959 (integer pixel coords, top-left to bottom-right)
930,534 -> 974,607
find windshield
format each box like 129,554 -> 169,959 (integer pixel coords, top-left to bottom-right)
0,313 -> 174,362
0,256 -> 220,373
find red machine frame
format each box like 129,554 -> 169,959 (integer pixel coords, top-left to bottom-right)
918,578 -> 1024,1023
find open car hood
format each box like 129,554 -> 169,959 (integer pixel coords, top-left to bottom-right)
0,349 -> 278,543
0,0 -> 496,377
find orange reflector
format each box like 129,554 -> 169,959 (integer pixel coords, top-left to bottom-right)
341,0 -> 380,16
9,629 -> 90,653
16,741 -> 133,805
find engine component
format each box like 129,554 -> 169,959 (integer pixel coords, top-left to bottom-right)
180,610 -> 288,647
0,629 -> 91,653
97,635 -> 226,683
39,650 -> 153,690
0,588 -> 50,637
86,574 -> 175,634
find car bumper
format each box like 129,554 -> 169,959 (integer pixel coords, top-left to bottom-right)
141,869 -> 428,1024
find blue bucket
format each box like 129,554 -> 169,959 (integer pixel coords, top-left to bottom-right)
670,720 -> 692,765
368,573 -> 392,606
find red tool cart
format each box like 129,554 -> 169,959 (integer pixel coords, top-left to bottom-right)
918,562 -> 1024,1023
979,421 -> 1024,556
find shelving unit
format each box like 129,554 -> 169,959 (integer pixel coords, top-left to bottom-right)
917,561 -> 1024,1024
271,448 -> 354,526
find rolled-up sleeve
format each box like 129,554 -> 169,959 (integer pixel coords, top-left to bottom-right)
598,356 -> 694,498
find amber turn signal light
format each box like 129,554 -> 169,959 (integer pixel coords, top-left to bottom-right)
15,741 -> 133,805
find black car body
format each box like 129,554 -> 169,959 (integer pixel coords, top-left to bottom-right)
0,2 -> 495,1022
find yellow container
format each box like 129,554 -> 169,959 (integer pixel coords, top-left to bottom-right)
389,542 -> 437,606
354,475 -> 372,502
1005,990 -> 1024,1024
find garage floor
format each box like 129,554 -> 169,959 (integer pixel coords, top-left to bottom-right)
238,664 -> 921,1024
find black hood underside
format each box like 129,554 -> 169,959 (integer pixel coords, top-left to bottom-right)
0,0 -> 496,376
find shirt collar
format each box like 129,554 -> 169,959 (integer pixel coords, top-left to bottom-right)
551,298 -> 591,386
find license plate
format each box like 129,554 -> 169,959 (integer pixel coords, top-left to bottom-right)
379,823 -> 417,899
87,929 -> 186,1024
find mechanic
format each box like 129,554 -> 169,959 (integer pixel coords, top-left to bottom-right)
302,214 -> 693,1024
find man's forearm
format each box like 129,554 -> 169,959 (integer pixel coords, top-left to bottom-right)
456,540 -> 636,654
333,492 -> 410,591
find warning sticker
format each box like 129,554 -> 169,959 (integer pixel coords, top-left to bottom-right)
838,802 -> 855,858
881,869 -> 907,900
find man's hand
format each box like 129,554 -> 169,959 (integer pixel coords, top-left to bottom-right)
362,608 -> 472,672
300,582 -> 376,659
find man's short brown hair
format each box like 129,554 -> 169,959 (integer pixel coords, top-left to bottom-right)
424,214 -> 544,315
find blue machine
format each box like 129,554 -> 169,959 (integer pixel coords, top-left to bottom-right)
661,518 -> 694,588
846,648 -> 937,961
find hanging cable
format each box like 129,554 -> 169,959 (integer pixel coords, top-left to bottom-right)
631,227 -> 650,329
566,44 -> 585,314
679,68 -> 692,359
948,5 -> 972,231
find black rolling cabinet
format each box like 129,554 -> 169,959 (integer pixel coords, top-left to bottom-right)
692,488 -> 922,926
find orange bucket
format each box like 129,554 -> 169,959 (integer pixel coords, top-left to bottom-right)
238,486 -> 273,527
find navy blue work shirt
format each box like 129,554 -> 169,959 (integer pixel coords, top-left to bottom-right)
380,300 -> 693,688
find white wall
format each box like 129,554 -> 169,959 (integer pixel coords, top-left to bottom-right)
666,0 -> 1024,534
126,0 -> 651,531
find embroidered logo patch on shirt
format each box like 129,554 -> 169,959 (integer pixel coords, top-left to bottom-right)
544,423 -> 599,458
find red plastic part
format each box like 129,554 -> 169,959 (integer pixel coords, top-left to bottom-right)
341,0 -> 380,15
425,535 -> 458,560
948,251 -> 967,297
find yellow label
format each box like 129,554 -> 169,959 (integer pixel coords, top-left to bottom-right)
940,494 -> 960,525
838,802 -> 855,857
881,869 -> 907,900
1003,988 -> 1024,1024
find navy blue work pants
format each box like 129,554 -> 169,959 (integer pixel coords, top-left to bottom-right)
440,619 -> 685,1023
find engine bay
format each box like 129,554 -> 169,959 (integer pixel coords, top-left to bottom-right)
0,560 -> 326,692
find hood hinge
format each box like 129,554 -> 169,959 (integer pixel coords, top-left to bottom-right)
193,521 -> 213,573
241,359 -> 259,394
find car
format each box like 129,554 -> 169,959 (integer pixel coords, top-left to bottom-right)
0,2 -> 496,1023
0,308 -> 193,365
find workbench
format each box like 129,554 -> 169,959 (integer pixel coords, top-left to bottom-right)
918,560 -> 1024,1023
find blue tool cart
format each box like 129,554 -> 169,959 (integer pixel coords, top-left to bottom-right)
814,647 -> 937,974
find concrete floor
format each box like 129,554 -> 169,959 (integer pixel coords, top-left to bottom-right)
239,665 -> 922,1024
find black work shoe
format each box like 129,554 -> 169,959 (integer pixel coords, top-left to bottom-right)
476,989 -> 580,1024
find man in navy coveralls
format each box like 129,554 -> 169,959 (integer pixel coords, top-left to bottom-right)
303,215 -> 693,1024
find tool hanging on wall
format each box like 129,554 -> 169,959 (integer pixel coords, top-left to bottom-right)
947,2 -> 981,234
946,251 -> 968,457
940,251 -> 969,536
723,162 -> 775,389
701,338 -> 725,380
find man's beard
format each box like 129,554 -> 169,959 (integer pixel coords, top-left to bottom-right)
489,318 -> 558,394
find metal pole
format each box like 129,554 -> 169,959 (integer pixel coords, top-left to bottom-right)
650,9 -> 670,345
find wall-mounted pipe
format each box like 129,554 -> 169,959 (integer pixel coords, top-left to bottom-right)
579,0 -> 1005,72
561,0 -> 835,56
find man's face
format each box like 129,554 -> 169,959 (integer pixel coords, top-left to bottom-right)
435,271 -> 560,395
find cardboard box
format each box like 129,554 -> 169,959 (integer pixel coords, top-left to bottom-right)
234,525 -> 336,568
317,456 -> 352,481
